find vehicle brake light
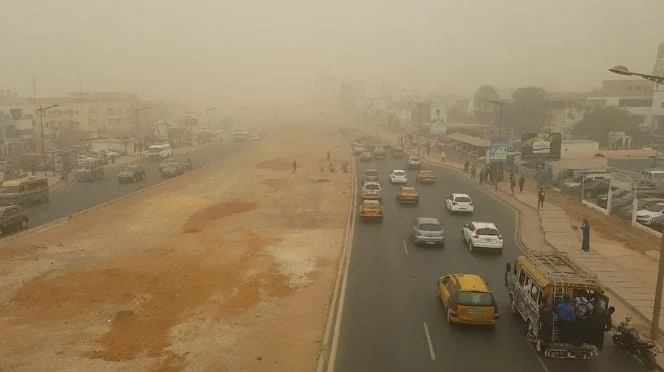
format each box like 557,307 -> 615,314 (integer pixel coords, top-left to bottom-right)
416,229 -> 423,235
452,202 -> 457,205
450,303 -> 458,314
473,234 -> 479,239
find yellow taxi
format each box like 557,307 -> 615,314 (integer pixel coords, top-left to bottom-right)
437,273 -> 499,327
396,185 -> 419,205
359,199 -> 383,223
416,170 -> 436,184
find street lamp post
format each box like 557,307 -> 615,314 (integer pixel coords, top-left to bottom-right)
610,65 -> 664,340
135,107 -> 149,156
37,104 -> 59,177
206,107 -> 216,130
489,100 -> 508,140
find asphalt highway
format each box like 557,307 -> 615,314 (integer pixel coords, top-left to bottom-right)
13,140 -> 250,233
333,156 -> 641,372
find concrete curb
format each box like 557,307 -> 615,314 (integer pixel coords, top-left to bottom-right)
0,144 -> 254,247
316,133 -> 357,372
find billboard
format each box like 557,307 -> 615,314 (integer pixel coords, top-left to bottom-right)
489,140 -> 508,163
520,132 -> 562,160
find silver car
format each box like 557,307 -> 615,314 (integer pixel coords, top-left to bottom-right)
410,217 -> 444,247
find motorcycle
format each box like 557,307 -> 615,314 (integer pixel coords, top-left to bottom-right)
612,316 -> 658,370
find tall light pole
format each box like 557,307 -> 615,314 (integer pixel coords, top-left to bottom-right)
135,106 -> 149,156
206,107 -> 216,130
489,100 -> 508,140
415,102 -> 423,157
37,104 -> 58,177
611,65 -> 664,340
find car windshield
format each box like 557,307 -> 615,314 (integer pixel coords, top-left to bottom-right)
477,228 -> 499,236
149,147 -> 162,153
410,157 -> 420,162
365,171 -> 378,177
402,187 -> 416,193
455,196 -> 472,203
419,223 -> 442,231
420,171 -> 433,176
457,292 -> 494,306
652,173 -> 664,180
365,184 -> 380,191
645,203 -> 664,212
393,171 -> 405,176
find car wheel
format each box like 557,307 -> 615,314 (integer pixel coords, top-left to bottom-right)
20,219 -> 28,229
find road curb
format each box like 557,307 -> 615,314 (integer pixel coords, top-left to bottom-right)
316,133 -> 357,372
0,144 -> 254,247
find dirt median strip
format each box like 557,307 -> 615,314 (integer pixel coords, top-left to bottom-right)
0,125 -> 352,372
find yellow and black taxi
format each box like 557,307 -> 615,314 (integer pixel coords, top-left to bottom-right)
416,170 -> 436,184
359,199 -> 383,223
437,273 -> 499,327
396,185 -> 419,205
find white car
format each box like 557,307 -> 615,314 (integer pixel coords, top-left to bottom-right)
636,202 -> 664,225
389,170 -> 408,184
444,193 -> 474,214
462,222 -> 504,253
407,156 -> 421,169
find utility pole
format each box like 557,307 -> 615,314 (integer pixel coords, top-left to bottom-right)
206,107 -> 216,130
490,100 -> 506,140
135,106 -> 149,156
37,104 -> 59,177
416,102 -> 423,157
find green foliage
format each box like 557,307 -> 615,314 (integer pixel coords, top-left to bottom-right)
572,106 -> 642,146
472,85 -> 500,123
509,86 -> 550,134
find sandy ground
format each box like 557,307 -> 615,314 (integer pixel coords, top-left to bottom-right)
0,125 -> 352,372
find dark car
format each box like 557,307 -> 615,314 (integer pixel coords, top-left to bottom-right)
161,162 -> 185,178
651,215 -> 664,231
117,166 -> 146,183
0,205 -> 29,236
580,179 -> 610,199
595,188 -> 628,208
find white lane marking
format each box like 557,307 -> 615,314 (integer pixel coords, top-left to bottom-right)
402,240 -> 409,254
527,343 -> 552,372
423,322 -> 436,361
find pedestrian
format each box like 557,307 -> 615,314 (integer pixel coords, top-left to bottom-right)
479,169 -> 485,184
111,155 -> 116,165
471,165 -> 476,179
537,187 -> 545,209
440,151 -> 446,162
519,174 -> 525,193
292,161 -> 297,173
326,151 -> 331,161
510,176 -> 516,195
463,161 -> 469,174
581,219 -> 591,252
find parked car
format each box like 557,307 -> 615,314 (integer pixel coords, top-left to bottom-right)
651,215 -> 664,231
595,189 -> 629,209
617,197 -> 664,220
636,202 -> 664,225
117,166 -> 146,184
581,179 -> 611,199
0,205 -> 29,236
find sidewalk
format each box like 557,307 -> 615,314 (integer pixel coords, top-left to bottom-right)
374,128 -> 664,362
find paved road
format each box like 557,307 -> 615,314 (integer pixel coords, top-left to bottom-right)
15,140 -> 250,232
333,156 -> 641,372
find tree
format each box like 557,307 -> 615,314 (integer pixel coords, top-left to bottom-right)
509,86 -> 550,134
572,106 -> 642,147
472,85 -> 500,123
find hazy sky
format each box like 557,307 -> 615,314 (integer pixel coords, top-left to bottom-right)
2,0 -> 663,107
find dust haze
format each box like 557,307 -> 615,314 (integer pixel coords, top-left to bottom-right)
2,0 -> 663,106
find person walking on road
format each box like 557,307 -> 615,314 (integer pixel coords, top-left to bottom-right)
581,219 -> 591,252
518,174 -> 525,193
537,187 -> 545,209
470,165 -> 477,179
479,168 -> 485,184
463,161 -> 469,174
292,161 -> 297,173
326,150 -> 331,161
